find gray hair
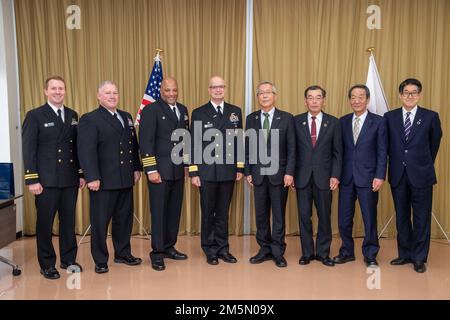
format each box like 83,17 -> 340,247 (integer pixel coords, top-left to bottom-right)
98,80 -> 118,93
256,81 -> 277,95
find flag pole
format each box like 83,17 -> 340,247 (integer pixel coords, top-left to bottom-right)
366,46 -> 375,55
155,48 -> 164,60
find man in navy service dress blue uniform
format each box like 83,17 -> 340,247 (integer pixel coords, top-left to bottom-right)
385,78 -> 442,273
139,77 -> 190,271
22,76 -> 85,280
189,76 -> 244,266
77,81 -> 142,274
245,81 -> 295,268
334,84 -> 387,268
294,85 -> 342,268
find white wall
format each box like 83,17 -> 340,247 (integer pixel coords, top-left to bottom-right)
0,0 -> 23,234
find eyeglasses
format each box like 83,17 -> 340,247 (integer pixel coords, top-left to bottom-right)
402,91 -> 419,98
257,91 -> 275,96
209,85 -> 226,90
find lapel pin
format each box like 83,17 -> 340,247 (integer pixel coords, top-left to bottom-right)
302,122 -> 306,126
417,119 -> 422,125
162,116 -> 166,120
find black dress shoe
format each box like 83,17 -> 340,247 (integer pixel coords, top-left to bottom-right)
114,255 -> 142,266
364,257 -> 379,267
273,256 -> 287,268
60,262 -> 83,273
298,256 -> 313,265
249,252 -> 272,264
413,262 -> 426,273
333,254 -> 356,264
95,263 -> 109,274
206,256 -> 219,265
164,249 -> 188,260
315,256 -> 335,267
390,257 -> 412,265
40,267 -> 60,280
218,252 -> 237,263
151,259 -> 166,271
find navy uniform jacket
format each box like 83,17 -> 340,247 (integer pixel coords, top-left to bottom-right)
189,102 -> 244,181
340,111 -> 387,187
293,112 -> 342,190
384,106 -> 442,188
77,106 -> 141,190
139,100 -> 190,180
22,103 -> 82,187
244,108 -> 296,186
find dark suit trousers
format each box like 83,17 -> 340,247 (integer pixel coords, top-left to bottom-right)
296,176 -> 332,258
199,180 -> 235,257
253,177 -> 288,258
35,186 -> 78,269
391,171 -> 433,263
148,179 -> 184,260
89,188 -> 133,264
338,180 -> 379,259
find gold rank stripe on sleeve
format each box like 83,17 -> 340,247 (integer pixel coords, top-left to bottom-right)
188,165 -> 198,172
237,162 -> 244,169
142,156 -> 157,166
24,173 -> 39,180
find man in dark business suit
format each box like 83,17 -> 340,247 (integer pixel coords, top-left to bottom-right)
245,81 -> 295,268
294,85 -> 342,267
334,84 -> 387,267
22,76 -> 85,280
189,76 -> 244,265
139,77 -> 190,271
78,81 -> 142,274
385,78 -> 442,273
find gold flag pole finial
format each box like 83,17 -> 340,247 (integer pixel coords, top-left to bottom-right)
366,47 -> 375,54
155,48 -> 164,55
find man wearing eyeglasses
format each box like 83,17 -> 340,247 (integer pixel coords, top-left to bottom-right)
245,81 -> 295,268
293,85 -> 342,267
384,78 -> 442,273
189,76 -> 244,266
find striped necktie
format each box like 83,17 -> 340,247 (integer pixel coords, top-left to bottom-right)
404,112 -> 412,140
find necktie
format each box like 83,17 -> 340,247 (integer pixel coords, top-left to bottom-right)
404,112 -> 412,141
113,113 -> 124,128
57,109 -> 64,124
353,117 -> 360,144
171,106 -> 178,120
311,116 -> 317,148
217,106 -> 223,119
263,112 -> 270,140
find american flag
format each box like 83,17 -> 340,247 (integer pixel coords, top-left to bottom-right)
135,52 -> 163,125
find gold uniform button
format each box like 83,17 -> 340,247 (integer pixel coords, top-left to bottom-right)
120,151 -> 123,154
70,160 -> 73,163
70,149 -> 73,153
70,140 -> 73,143
58,149 -> 62,153
26,170 -> 30,173
129,150 -> 132,154
129,141 -> 132,144
129,160 -> 132,163
120,142 -> 122,145
58,159 -> 62,163
120,161 -> 124,164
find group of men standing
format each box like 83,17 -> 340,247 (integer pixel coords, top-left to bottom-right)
22,75 -> 441,280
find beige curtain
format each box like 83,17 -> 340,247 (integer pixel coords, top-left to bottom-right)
253,0 -> 450,237
16,0 -> 449,239
15,0 -> 246,236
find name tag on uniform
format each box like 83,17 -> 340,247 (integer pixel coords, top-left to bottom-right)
44,122 -> 55,127
71,119 -> 78,126
204,122 -> 213,128
127,118 -> 134,127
